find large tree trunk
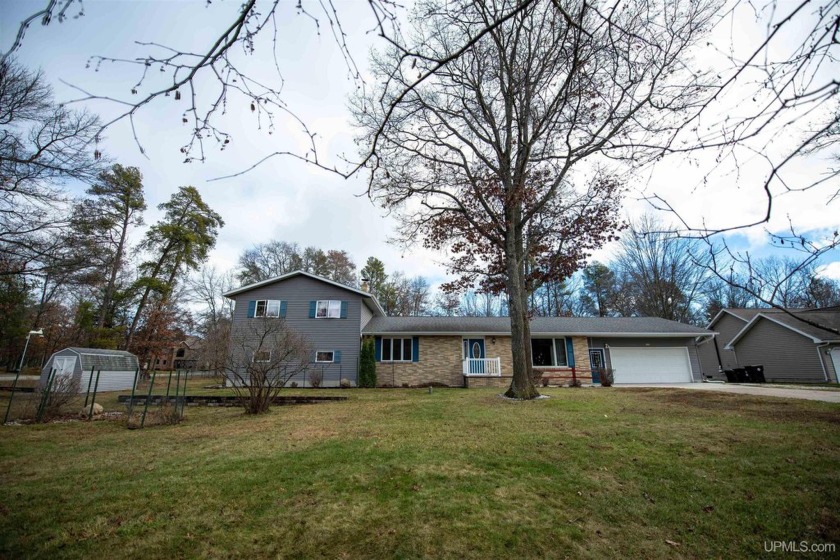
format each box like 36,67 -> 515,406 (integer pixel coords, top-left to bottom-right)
504,219 -> 539,400
97,212 -> 131,330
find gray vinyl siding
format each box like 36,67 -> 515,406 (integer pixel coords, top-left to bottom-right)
360,302 -> 374,331
732,318 -> 827,382
230,275 -> 363,387
698,314 -> 744,377
591,337 -> 702,381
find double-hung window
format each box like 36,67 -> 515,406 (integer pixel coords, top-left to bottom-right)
255,300 -> 282,318
531,338 -> 568,367
315,351 -> 335,363
381,337 -> 413,362
254,350 -> 271,362
316,300 -> 342,318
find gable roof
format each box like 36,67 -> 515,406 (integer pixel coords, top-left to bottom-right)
705,307 -> 800,329
726,308 -> 840,348
63,348 -> 139,371
363,316 -> 712,337
222,270 -> 386,316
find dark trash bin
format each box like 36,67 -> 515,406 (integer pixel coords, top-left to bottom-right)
724,369 -> 737,382
733,368 -> 748,383
745,365 -> 766,383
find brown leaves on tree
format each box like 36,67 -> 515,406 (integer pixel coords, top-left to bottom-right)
421,170 -> 625,296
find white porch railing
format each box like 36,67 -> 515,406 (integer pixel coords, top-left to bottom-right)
463,357 -> 502,376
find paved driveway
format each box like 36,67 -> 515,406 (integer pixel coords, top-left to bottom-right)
615,383 -> 840,403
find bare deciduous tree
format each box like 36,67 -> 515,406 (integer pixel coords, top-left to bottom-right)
0,58 -> 103,277
354,0 -> 716,398
222,318 -> 312,414
614,215 -> 712,325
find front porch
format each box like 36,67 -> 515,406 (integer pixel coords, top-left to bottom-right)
462,357 -> 502,376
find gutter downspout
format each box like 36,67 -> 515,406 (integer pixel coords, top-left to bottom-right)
817,343 -> 831,382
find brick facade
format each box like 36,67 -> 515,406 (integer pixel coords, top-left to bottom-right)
375,336 -> 464,387
375,334 -> 598,388
464,376 -> 513,388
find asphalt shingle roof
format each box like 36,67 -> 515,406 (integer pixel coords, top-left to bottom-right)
68,348 -> 139,372
362,316 -> 711,336
757,309 -> 840,342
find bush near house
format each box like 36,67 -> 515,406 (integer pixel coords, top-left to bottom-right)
358,338 -> 377,388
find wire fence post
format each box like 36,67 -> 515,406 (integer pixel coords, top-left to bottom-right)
178,369 -> 187,418
127,367 -> 140,418
36,368 -> 57,423
165,370 -> 173,405
87,369 -> 101,420
173,369 -> 182,416
140,369 -> 157,428
83,366 -> 96,408
3,368 -> 22,424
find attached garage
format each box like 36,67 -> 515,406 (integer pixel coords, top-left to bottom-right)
608,347 -> 693,384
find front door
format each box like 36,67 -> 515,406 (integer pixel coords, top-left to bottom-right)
464,338 -> 486,374
589,349 -> 605,384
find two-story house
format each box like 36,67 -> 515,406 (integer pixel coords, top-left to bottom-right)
224,270 -> 713,387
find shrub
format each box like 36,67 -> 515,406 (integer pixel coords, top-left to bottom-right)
38,375 -> 80,422
222,318 -> 312,414
568,378 -> 582,388
289,381 -> 299,388
358,338 -> 377,388
599,368 -> 615,387
155,403 -> 184,425
541,377 -> 550,387
309,369 -> 323,388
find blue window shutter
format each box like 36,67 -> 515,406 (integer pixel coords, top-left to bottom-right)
311,351 -> 317,363
340,301 -> 348,319
334,350 -> 342,363
566,338 -> 575,367
374,336 -> 382,362
247,301 -> 256,318
412,337 -> 419,362
279,301 -> 287,318
309,301 -> 316,318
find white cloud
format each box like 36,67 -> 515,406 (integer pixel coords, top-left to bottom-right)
818,262 -> 840,281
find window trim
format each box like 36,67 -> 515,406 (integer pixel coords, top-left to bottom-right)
254,350 -> 272,363
381,337 -> 413,362
315,350 -> 335,363
531,337 -> 568,367
315,300 -> 342,319
255,299 -> 282,318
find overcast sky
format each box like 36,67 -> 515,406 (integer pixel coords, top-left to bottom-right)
2,0 -> 838,287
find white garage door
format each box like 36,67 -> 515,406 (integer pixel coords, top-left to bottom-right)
609,347 -> 692,384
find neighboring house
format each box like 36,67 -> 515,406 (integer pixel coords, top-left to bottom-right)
724,308 -> 838,383
224,271 -> 712,387
698,307 -> 840,383
173,336 -> 204,370
697,308 -> 793,377
40,348 -> 140,393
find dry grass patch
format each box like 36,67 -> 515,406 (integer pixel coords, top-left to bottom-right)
1,388 -> 839,559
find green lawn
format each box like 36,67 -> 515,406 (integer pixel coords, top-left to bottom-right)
1,387 -> 838,559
